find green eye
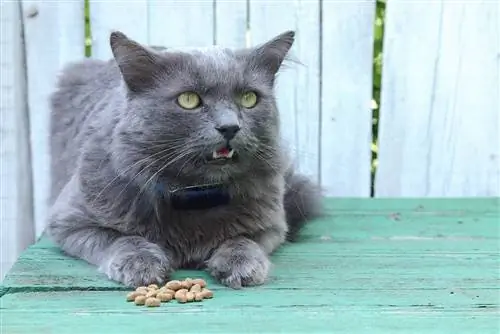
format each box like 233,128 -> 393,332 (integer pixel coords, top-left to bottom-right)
177,92 -> 201,110
240,91 -> 258,109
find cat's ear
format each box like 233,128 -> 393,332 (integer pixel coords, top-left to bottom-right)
110,31 -> 163,93
249,30 -> 295,76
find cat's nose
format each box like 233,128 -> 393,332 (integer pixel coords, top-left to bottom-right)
215,124 -> 241,141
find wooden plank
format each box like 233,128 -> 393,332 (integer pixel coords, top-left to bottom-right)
1,198 -> 499,333
21,0 -> 85,238
1,289 -> 499,333
0,0 -> 35,281
3,225 -> 498,292
250,0 -> 321,183
320,1 -> 376,197
214,0 -> 247,47
2,199 -> 498,289
89,0 -> 149,60
376,0 -> 500,197
148,0 -> 215,48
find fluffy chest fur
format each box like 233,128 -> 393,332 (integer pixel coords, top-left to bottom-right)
155,184 -> 285,267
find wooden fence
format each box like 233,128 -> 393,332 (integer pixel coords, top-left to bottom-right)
1,0 -> 499,280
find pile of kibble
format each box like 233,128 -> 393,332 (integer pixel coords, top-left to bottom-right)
126,278 -> 214,307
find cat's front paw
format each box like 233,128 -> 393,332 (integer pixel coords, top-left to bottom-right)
100,239 -> 173,287
206,238 -> 271,289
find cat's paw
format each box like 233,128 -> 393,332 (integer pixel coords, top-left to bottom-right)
99,240 -> 173,287
206,238 -> 271,289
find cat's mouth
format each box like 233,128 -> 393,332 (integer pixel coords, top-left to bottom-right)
207,144 -> 238,163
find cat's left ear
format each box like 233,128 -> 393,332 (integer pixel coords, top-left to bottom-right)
110,31 -> 163,94
248,30 -> 295,76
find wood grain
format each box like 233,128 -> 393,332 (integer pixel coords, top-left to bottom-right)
0,0 -> 35,281
1,289 -> 498,333
320,1 -> 375,197
89,0 -> 149,60
376,0 -> 500,197
250,0 -> 321,183
20,1 -> 85,238
1,199 -> 498,332
215,0 -> 247,47
148,0 -> 215,47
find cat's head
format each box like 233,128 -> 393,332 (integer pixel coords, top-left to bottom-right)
109,30 -> 294,185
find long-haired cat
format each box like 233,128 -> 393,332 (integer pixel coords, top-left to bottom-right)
47,30 -> 322,288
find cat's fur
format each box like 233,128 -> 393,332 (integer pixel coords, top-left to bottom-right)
46,30 -> 323,289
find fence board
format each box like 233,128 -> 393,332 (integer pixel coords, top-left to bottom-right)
0,0 -> 34,281
89,0 -> 149,60
148,0 -> 215,48
21,0 -> 85,237
250,0 -> 321,184
376,0 -> 500,197
320,1 -> 375,197
215,0 -> 247,47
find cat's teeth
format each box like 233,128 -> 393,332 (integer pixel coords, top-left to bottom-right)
212,149 -> 234,159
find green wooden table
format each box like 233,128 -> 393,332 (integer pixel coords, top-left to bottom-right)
1,199 -> 499,333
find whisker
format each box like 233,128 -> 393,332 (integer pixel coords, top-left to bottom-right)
137,147 -> 198,199
90,139 -> 198,205
112,149 -> 181,202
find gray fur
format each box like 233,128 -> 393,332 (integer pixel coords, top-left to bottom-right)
47,30 -> 323,289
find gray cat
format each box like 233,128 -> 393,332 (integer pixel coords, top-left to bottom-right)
47,30 -> 323,289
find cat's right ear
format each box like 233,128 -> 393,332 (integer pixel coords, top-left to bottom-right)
110,31 -> 163,94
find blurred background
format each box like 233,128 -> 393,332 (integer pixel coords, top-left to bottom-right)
1,0 -> 498,280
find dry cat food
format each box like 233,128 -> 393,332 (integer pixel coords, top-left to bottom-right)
126,278 -> 213,307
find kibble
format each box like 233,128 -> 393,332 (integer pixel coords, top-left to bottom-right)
164,289 -> 176,296
175,289 -> 188,299
200,288 -> 213,299
134,295 -> 147,305
127,277 -> 215,307
175,290 -> 188,304
192,279 -> 207,288
186,291 -> 195,302
165,280 -> 182,291
157,292 -> 173,302
145,297 -> 161,307
181,279 -> 193,290
126,291 -> 143,301
190,284 -> 202,293
194,292 -> 204,302
145,290 -> 158,298
135,287 -> 148,294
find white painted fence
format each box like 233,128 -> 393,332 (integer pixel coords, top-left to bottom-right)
1,0 -> 499,281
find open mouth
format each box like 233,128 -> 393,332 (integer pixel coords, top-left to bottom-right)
207,144 -> 237,163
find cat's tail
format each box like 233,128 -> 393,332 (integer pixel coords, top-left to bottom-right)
283,170 -> 324,241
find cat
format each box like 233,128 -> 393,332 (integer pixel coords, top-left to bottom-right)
46,30 -> 323,289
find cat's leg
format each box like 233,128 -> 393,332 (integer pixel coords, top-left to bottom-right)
48,212 -> 173,287
206,209 -> 287,289
47,185 -> 173,287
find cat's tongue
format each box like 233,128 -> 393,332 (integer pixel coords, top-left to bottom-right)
213,147 -> 234,159
217,147 -> 230,155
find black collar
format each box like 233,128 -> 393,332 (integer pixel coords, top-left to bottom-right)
155,183 -> 230,210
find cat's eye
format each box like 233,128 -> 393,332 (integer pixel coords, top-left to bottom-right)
177,92 -> 201,110
239,91 -> 258,109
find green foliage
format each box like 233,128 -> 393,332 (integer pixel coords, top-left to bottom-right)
371,0 -> 386,195
84,0 -> 91,57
